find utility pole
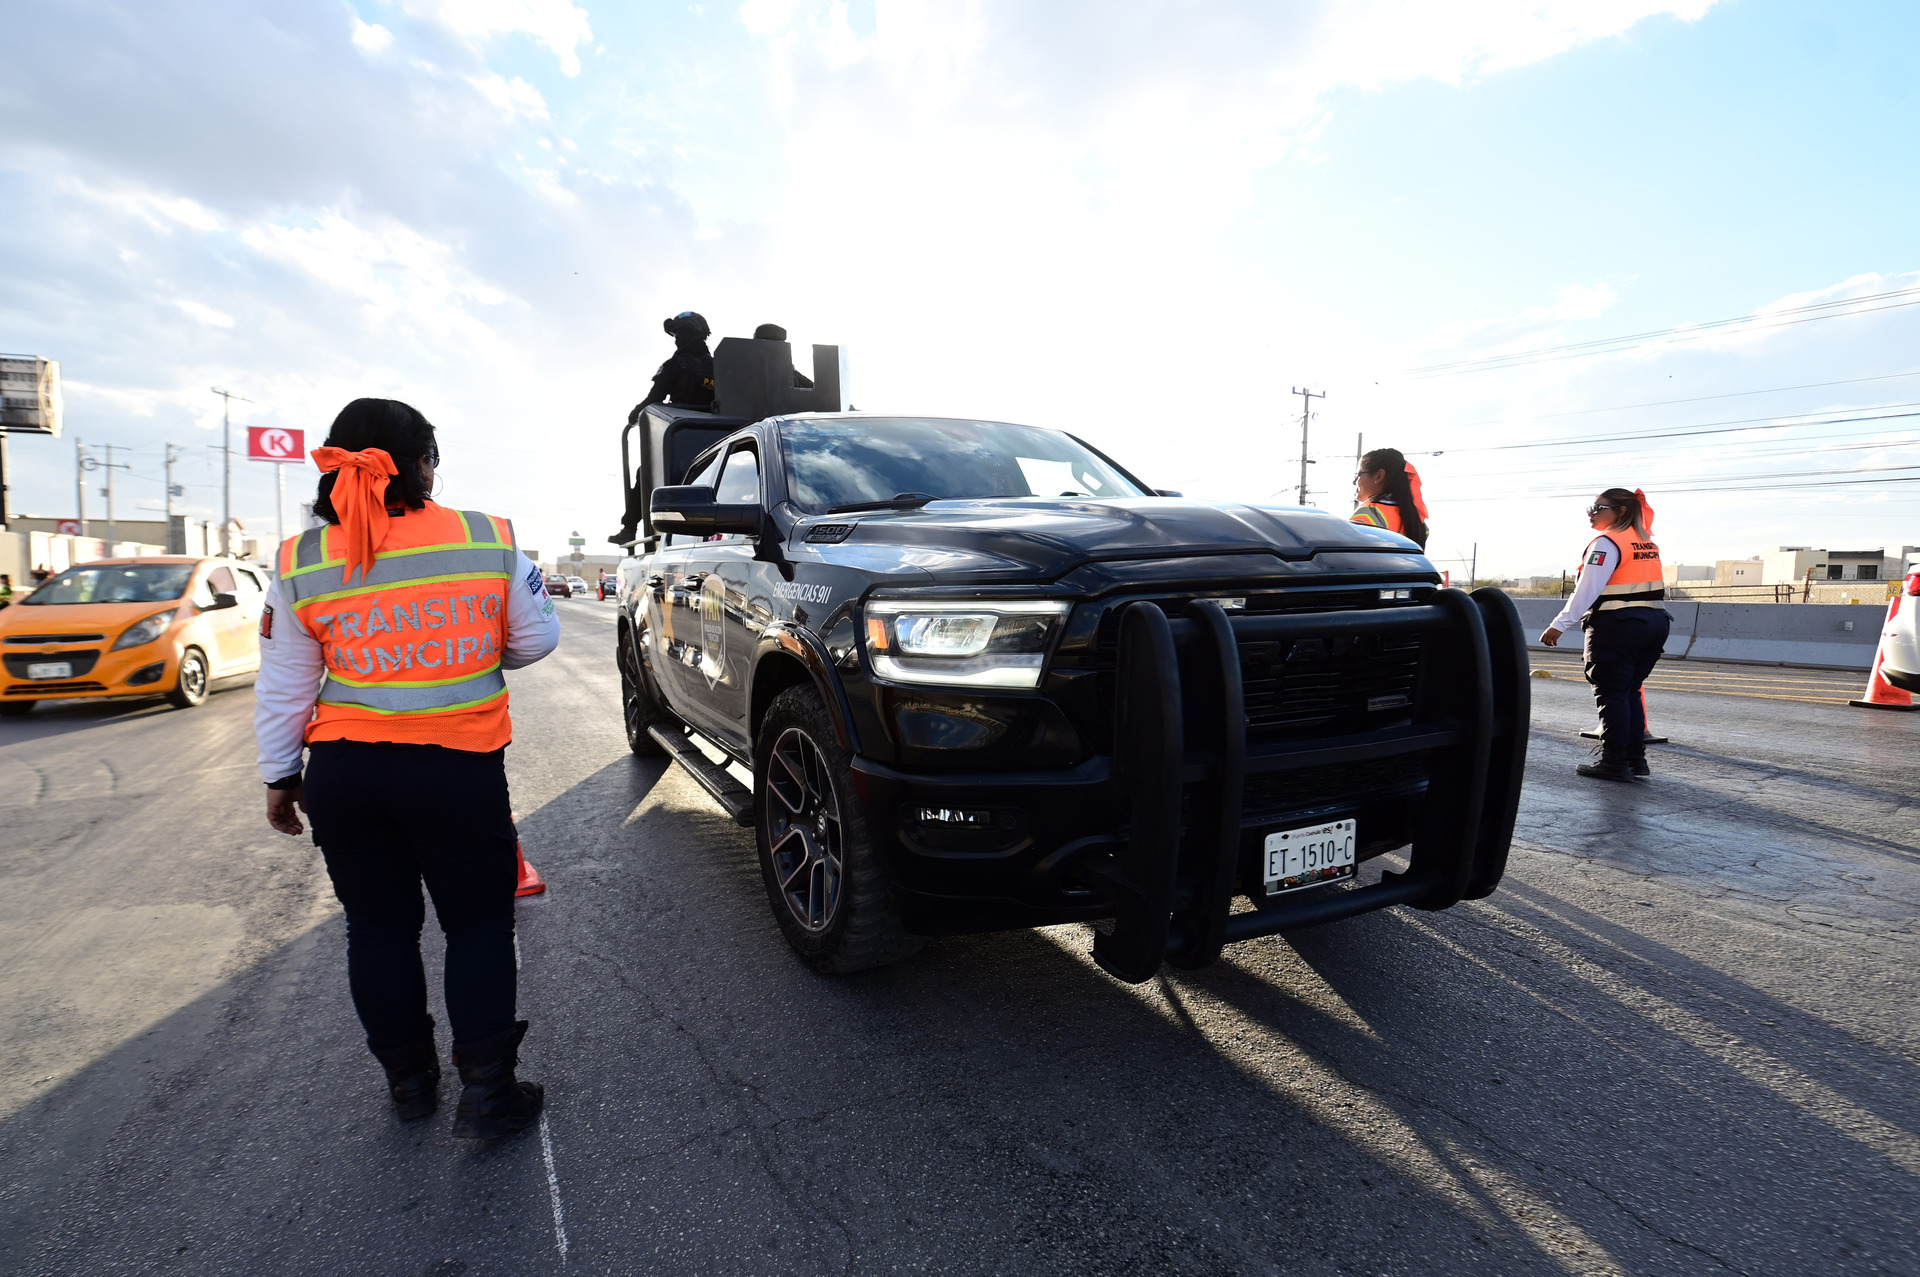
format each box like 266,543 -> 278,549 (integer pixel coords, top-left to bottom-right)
1469,542 -> 1478,588
165,443 -> 183,552
80,445 -> 132,550
74,438 -> 87,536
210,387 -> 253,557
1290,385 -> 1325,506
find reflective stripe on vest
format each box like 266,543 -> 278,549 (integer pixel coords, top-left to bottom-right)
1352,500 -> 1405,536
1586,532 -> 1665,614
274,504 -> 519,749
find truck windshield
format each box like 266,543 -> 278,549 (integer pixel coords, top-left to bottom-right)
779,417 -> 1145,514
22,564 -> 197,605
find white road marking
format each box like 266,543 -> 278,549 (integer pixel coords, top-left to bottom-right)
538,1112 -> 569,1262
513,933 -> 522,970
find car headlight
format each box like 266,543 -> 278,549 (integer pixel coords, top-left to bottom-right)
864,599 -> 1071,688
112,610 -> 177,650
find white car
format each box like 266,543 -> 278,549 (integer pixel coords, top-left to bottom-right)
567,576 -> 592,597
1880,557 -> 1920,693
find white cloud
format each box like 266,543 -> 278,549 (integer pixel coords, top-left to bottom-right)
401,0 -> 594,75
467,72 -> 551,120
175,299 -> 234,328
351,18 -> 394,55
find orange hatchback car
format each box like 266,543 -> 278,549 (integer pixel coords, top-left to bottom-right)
0,557 -> 269,716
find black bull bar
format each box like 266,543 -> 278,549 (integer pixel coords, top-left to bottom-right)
1069,587 -> 1531,984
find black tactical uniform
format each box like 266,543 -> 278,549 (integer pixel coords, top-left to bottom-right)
613,313 -> 715,543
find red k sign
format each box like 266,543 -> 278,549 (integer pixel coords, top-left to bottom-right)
247,426 -> 304,462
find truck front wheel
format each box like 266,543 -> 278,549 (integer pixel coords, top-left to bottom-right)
618,623 -> 670,756
754,684 -> 922,973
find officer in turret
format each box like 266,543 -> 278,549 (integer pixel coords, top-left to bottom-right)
611,312 -> 716,545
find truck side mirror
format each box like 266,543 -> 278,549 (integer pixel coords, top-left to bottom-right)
650,485 -> 761,536
1155,489 -> 1184,498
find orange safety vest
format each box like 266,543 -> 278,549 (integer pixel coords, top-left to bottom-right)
1351,499 -> 1407,536
276,502 -> 522,752
1579,531 -> 1665,616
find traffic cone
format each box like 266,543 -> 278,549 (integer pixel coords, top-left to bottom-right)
515,841 -> 548,896
1850,596 -> 1916,711
1582,689 -> 1668,743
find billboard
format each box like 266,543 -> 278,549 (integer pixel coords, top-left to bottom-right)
0,355 -> 62,436
247,426 -> 305,462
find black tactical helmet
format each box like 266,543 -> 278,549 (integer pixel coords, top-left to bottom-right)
753,323 -> 787,341
663,311 -> 710,339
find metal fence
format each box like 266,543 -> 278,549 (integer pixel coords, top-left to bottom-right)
1507,581 -> 1904,605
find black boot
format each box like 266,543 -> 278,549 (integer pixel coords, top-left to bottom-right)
369,1020 -> 441,1121
1577,757 -> 1636,782
1629,748 -> 1650,779
451,1020 -> 544,1140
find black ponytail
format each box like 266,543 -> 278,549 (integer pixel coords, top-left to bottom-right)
312,398 -> 439,524
1361,447 -> 1429,549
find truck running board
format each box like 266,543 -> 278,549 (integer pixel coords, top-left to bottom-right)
647,724 -> 757,827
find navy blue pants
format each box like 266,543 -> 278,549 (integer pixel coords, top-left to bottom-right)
1582,609 -> 1672,763
304,740 -> 520,1049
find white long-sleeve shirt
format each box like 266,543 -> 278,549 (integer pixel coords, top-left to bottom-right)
1548,534 -> 1621,633
254,552 -> 561,782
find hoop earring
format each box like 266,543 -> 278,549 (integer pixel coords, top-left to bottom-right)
431,473 -> 444,499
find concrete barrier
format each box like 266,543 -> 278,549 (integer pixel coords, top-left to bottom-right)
1506,595 -> 1883,670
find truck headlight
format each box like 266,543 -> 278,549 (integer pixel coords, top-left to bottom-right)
864,599 -> 1070,688
112,610 -> 177,650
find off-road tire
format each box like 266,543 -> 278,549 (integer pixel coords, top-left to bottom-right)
0,700 -> 35,717
754,684 -> 923,973
618,622 -> 670,756
165,647 -> 210,709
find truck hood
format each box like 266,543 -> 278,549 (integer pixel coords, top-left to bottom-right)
808,497 -> 1423,583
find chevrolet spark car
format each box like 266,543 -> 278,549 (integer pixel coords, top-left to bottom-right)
0,557 -> 268,715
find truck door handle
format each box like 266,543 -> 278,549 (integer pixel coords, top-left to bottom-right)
647,574 -> 665,598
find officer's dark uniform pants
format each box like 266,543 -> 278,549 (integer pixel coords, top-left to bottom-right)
303,740 -> 520,1050
1582,608 -> 1672,763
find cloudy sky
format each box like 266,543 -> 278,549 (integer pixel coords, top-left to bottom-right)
3,0 -> 1916,577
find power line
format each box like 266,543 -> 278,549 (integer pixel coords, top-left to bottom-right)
1422,368 -> 1920,430
1450,471 -> 1920,501
1420,405 -> 1920,456
1404,284 -> 1920,378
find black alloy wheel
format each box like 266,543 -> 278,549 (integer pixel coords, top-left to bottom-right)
165,648 -> 209,709
618,624 -> 668,756
764,726 -> 844,933
753,684 -> 923,972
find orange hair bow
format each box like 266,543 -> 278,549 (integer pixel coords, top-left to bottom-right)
311,446 -> 398,583
1403,461 -> 1429,520
1635,487 -> 1654,534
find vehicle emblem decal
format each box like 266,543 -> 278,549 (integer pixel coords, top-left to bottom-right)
699,573 -> 727,689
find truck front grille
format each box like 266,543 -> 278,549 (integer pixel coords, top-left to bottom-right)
1238,633 -> 1422,738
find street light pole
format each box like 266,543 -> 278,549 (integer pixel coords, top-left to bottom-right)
74,437 -> 87,536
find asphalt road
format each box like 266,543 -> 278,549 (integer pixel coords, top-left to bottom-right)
1,597 -> 1916,1276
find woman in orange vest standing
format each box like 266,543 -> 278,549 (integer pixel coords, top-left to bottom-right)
1350,447 -> 1430,548
1539,487 -> 1668,782
254,398 -> 560,1138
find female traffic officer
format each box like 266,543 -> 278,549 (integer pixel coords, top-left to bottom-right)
254,398 -> 560,1137
1539,488 -> 1667,782
1350,447 -> 1430,548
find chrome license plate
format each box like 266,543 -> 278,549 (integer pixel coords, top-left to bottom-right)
27,661 -> 73,680
1263,818 -> 1357,894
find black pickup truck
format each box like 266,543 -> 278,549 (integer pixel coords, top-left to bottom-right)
613,382 -> 1527,983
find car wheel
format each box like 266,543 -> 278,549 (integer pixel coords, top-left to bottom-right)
618,624 -> 670,756
165,647 -> 210,709
0,700 -> 34,717
754,684 -> 923,973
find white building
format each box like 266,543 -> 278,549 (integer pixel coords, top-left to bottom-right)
1763,545 -> 1920,585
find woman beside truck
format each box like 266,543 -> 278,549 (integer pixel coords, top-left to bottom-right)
1350,447 -> 1429,548
1538,488 -> 1668,782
